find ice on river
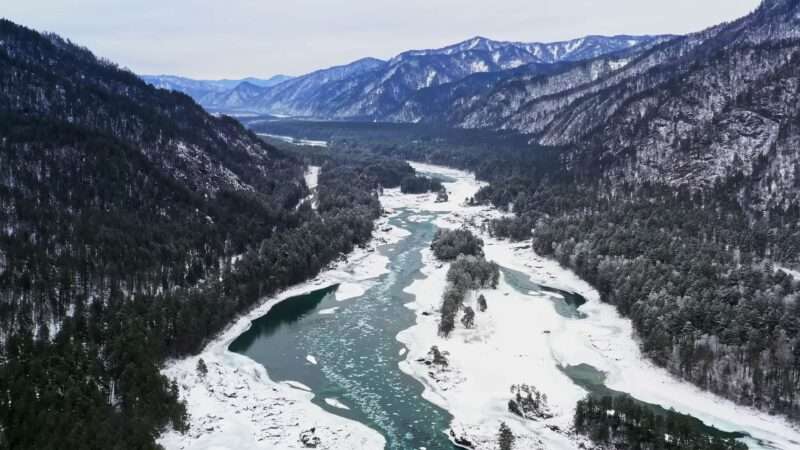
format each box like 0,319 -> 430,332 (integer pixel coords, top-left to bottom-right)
324,398 -> 351,410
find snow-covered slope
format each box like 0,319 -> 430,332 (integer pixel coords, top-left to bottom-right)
141,74 -> 292,100
252,35 -> 663,119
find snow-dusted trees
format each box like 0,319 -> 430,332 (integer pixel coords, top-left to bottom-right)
428,346 -> 449,367
439,254 -> 499,336
497,422 -> 515,450
574,395 -> 746,450
431,228 -> 484,261
447,255 -> 500,289
477,294 -> 488,312
400,174 -> 443,194
508,384 -> 551,420
196,358 -> 208,377
461,306 -> 475,329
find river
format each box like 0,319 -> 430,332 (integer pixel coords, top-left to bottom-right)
165,162 -> 800,450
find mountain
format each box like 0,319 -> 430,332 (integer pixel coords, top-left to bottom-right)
0,17 -> 396,450
209,56 -> 387,115
1,13 -> 432,450
386,37 -> 670,123
200,80 -> 271,112
140,73 -> 292,100
440,0 -> 800,209
177,35 -> 664,117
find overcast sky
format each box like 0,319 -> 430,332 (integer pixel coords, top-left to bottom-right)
5,0 -> 761,79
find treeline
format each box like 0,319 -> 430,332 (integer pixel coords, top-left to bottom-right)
400,174 -> 443,194
574,395 -> 747,450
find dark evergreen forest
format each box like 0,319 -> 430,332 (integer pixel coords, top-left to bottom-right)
574,395 -> 748,450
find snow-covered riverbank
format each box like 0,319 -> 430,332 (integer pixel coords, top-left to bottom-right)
394,162 -> 800,450
159,161 -> 800,450
157,213 -> 410,450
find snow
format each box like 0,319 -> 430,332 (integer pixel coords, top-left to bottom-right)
469,60 -> 490,73
424,70 -> 437,87
334,282 -> 367,301
256,133 -> 328,148
299,165 -> 320,210
284,380 -> 313,392
609,58 -> 630,71
304,166 -> 320,191
324,398 -> 351,410
318,306 -> 339,315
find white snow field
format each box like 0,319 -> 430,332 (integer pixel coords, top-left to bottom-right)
159,161 -> 800,450
256,133 -> 329,148
304,165 -> 320,191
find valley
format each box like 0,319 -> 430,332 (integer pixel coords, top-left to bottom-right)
159,162 -> 800,450
3,1 -> 800,449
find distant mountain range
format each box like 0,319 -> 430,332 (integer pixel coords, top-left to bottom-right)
141,0 -> 800,211
141,35 -> 668,117
139,74 -> 293,109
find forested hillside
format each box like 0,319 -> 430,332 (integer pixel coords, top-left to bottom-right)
0,20 -> 431,450
255,114 -> 800,423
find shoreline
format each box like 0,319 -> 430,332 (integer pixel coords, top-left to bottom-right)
157,209 -> 409,449
159,161 -> 800,450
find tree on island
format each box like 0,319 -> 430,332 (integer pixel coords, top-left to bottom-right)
498,422 -> 515,450
461,306 -> 475,329
478,294 -> 487,312
197,358 -> 208,377
436,188 -> 449,203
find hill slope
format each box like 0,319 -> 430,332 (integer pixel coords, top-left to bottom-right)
0,19 -> 384,450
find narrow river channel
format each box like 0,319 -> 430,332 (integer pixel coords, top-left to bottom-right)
230,209 -> 459,449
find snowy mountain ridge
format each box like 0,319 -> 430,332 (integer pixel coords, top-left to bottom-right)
398,35 -> 662,66
150,34 -> 665,117
141,74 -> 292,101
